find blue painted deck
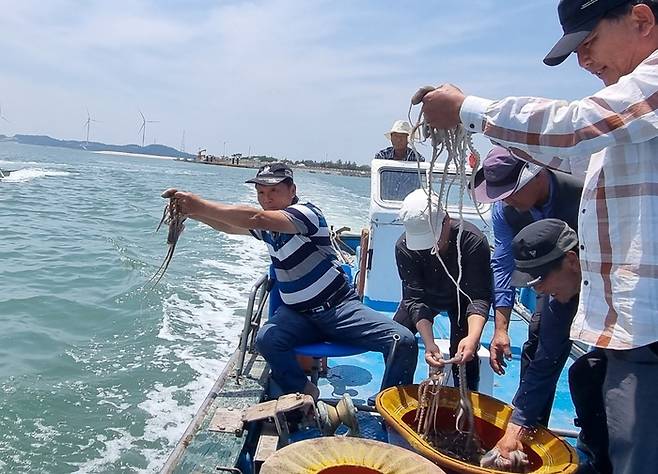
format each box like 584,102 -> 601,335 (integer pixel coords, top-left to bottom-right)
317,306 -> 578,438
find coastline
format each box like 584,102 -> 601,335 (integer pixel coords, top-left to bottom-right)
87,148 -> 370,177
92,150 -> 177,161
187,157 -> 369,178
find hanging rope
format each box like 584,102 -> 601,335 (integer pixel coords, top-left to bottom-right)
407,86 -> 484,450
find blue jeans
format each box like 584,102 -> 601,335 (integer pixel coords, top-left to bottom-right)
255,292 -> 418,394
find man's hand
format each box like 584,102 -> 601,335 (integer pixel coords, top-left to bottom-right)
424,342 -> 445,368
489,329 -> 513,375
481,422 -> 529,471
413,84 -> 465,130
172,190 -> 206,218
495,422 -> 526,461
456,335 -> 479,364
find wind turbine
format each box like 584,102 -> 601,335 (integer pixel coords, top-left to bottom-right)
138,110 -> 159,147
83,107 -> 100,145
0,103 -> 11,124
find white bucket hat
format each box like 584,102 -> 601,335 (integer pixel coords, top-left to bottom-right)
384,120 -> 413,139
399,189 -> 447,251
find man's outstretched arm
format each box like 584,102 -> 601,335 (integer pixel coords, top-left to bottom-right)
175,191 -> 298,234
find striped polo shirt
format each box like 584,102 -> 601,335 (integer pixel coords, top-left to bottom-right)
250,202 -> 350,312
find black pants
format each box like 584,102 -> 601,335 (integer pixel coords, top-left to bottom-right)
569,349 -> 612,474
394,303 -> 479,391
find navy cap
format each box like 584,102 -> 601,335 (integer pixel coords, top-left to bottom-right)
245,162 -> 294,185
544,0 -> 630,66
511,219 -> 579,287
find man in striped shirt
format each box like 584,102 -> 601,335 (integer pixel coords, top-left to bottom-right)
416,0 -> 658,471
172,163 -> 417,399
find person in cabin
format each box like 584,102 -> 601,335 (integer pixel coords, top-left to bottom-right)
482,219 -> 611,473
473,146 -> 584,421
169,162 -> 418,400
414,1 -> 658,470
374,120 -> 425,161
393,188 -> 492,390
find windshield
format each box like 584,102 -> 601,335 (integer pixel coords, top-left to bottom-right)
380,169 -> 476,205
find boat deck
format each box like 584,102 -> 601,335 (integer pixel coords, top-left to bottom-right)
317,307 -> 577,438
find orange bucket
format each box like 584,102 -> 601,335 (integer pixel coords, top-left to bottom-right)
375,385 -> 578,474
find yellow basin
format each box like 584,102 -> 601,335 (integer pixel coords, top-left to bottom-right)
375,385 -> 578,474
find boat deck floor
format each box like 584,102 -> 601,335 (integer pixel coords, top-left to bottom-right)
317,309 -> 577,436
165,307 -> 581,472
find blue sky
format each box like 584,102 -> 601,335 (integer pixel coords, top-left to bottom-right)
0,0 -> 602,164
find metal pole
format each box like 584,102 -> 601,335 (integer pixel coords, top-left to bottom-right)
235,273 -> 268,378
380,333 -> 400,391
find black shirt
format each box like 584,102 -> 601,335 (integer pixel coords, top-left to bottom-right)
395,219 -> 492,329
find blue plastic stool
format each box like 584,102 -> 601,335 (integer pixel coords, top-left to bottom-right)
294,342 -> 366,384
268,265 -> 366,385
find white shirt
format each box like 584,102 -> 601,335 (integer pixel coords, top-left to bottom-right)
460,49 -> 658,350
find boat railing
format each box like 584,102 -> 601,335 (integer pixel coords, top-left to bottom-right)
235,272 -> 271,379
513,300 -> 588,361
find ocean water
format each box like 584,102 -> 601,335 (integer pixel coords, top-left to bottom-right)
0,143 -> 370,473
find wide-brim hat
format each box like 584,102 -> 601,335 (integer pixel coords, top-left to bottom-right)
385,120 -> 413,139
472,147 -> 543,203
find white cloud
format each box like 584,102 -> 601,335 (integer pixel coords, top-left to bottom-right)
0,0 -> 602,163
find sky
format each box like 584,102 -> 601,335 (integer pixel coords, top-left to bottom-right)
0,0 -> 603,164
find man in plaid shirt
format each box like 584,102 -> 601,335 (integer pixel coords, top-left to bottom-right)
416,1 -> 658,472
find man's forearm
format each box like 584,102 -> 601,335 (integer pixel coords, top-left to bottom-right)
194,200 -> 261,228
494,307 -> 512,333
416,319 -> 436,348
194,199 -> 296,233
466,313 -> 487,341
196,215 -> 250,235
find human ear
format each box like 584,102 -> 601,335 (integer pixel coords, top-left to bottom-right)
565,251 -> 580,272
632,4 -> 656,36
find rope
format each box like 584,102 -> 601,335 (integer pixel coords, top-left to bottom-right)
407,109 -> 483,305
408,87 -> 484,452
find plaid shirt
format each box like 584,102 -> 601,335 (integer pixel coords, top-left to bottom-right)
374,146 -> 424,162
460,49 -> 658,350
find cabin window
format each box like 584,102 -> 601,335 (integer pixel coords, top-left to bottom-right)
379,170 -> 469,203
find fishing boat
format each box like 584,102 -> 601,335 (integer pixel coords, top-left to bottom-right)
161,159 -> 584,473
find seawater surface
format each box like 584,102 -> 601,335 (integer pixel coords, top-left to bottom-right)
0,143 -> 370,473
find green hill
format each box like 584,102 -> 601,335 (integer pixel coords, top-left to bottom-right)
5,134 -> 194,158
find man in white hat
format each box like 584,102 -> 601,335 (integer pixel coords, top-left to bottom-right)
393,189 -> 492,390
374,120 -> 425,161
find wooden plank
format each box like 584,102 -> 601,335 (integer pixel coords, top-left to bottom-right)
162,351 -> 269,474
253,423 -> 279,468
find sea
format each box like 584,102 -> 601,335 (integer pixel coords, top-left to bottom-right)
0,142 -> 371,473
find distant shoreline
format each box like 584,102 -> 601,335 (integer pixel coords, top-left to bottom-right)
92,150 -> 176,161
194,158 -> 369,178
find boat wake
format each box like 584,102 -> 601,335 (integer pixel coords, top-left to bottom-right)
0,167 -> 70,183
